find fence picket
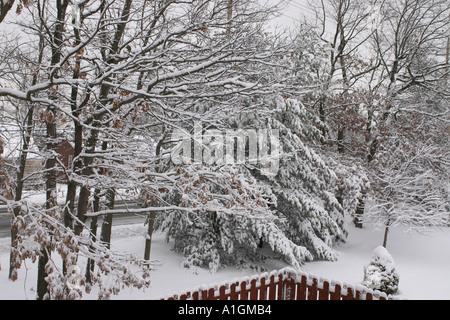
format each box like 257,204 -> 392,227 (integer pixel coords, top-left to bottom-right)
240,281 -> 248,300
277,274 -> 284,300
308,278 -> 318,300
287,278 -> 296,300
268,275 -> 276,300
219,285 -> 227,300
230,282 -> 239,300
297,275 -> 307,300
208,287 -> 216,300
180,292 -> 189,300
330,283 -> 341,300
250,279 -> 258,300
355,289 -> 361,300
260,276 -> 268,300
319,281 -> 330,300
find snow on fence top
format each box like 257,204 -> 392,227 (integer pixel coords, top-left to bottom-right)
161,267 -> 396,300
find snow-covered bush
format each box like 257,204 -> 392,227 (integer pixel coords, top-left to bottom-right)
362,246 -> 399,295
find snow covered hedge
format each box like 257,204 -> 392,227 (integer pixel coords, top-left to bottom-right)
362,246 -> 399,295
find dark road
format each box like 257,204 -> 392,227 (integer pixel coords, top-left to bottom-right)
0,202 -> 146,238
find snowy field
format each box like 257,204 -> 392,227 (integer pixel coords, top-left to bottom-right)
0,218 -> 449,300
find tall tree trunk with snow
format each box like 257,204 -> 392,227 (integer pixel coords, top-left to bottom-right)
86,140 -> 116,281
85,187 -> 100,284
37,106 -> 58,300
382,224 -> 390,249
99,188 -> 115,248
144,212 -> 155,261
143,131 -> 165,261
63,8 -> 85,233
36,0 -> 69,300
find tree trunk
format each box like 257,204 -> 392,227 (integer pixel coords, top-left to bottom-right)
36,247 -> 50,300
86,141 -> 115,281
445,36 -> 449,87
144,212 -> 156,261
63,21 -> 83,232
85,188 -> 100,284
36,0 -> 70,300
382,214 -> 392,248
318,97 -> 328,138
353,136 -> 379,229
382,224 -> 389,249
226,0 -> 233,36
37,104 -> 58,300
337,126 -> 346,154
73,129 -> 99,236
143,131 -> 165,261
100,188 -> 115,249
353,194 -> 365,229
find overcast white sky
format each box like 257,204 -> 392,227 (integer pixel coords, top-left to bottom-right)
266,0 -> 338,38
0,0 -> 323,33
271,0 -> 318,26
0,0 -> 340,51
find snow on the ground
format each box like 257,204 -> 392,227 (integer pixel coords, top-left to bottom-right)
299,223 -> 450,300
0,220 -> 449,300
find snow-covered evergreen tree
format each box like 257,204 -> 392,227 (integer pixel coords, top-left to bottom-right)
153,95 -> 347,272
259,97 -> 347,262
363,246 -> 399,295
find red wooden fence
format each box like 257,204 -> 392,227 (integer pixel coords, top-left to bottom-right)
162,268 -> 394,300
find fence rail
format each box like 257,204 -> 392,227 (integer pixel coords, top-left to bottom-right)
162,268 -> 393,300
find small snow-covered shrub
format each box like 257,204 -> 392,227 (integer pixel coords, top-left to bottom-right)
362,246 -> 399,295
